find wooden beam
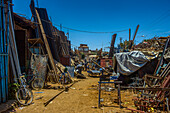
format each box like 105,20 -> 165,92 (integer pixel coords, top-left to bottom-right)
129,28 -> 131,41
35,9 -> 58,81
109,34 -> 116,57
132,25 -> 139,42
28,38 -> 44,45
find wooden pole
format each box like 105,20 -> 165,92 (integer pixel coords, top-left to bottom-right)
98,81 -> 101,108
129,28 -> 131,41
109,34 -> 116,58
35,9 -> 59,82
118,83 -> 121,108
129,25 -> 139,49
132,25 -> 139,42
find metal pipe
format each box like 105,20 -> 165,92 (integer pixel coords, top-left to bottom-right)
0,0 -> 7,103
4,0 -> 10,100
0,0 -> 2,103
9,7 -> 22,77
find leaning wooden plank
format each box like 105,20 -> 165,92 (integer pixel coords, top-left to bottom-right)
9,8 -> 21,77
9,47 -> 17,83
35,9 -> 58,81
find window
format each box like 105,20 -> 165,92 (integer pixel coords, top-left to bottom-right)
78,48 -> 83,51
84,48 -> 89,51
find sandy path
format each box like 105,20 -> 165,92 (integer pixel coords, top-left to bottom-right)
14,72 -> 134,113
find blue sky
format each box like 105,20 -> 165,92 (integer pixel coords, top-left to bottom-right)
13,0 -> 170,50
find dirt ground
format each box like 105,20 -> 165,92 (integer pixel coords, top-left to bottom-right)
7,71 -> 137,113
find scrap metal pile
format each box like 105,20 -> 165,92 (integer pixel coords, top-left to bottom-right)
125,37 -> 170,112
0,0 -> 169,112
134,37 -> 169,51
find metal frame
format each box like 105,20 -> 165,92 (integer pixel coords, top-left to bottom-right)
98,80 -> 122,108
98,70 -> 122,108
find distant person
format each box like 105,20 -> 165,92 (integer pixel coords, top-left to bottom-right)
84,59 -> 88,71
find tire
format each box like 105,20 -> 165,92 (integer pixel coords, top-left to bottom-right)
16,88 -> 33,105
31,78 -> 44,90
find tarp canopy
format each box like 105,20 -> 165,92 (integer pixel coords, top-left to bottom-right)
115,51 -> 149,75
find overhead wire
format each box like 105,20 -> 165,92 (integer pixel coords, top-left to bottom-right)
139,9 -> 170,35
146,14 -> 170,31
54,24 -> 129,33
140,14 -> 170,38
31,14 -> 129,34
136,11 -> 170,43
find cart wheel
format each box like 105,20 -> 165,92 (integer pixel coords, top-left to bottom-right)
16,88 -> 33,105
31,78 -> 44,90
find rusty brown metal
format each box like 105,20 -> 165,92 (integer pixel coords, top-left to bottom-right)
132,25 -> 139,42
108,34 -> 117,57
129,28 -> 131,41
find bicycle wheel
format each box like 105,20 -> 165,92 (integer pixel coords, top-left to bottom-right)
16,88 -> 33,105
31,78 -> 44,90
